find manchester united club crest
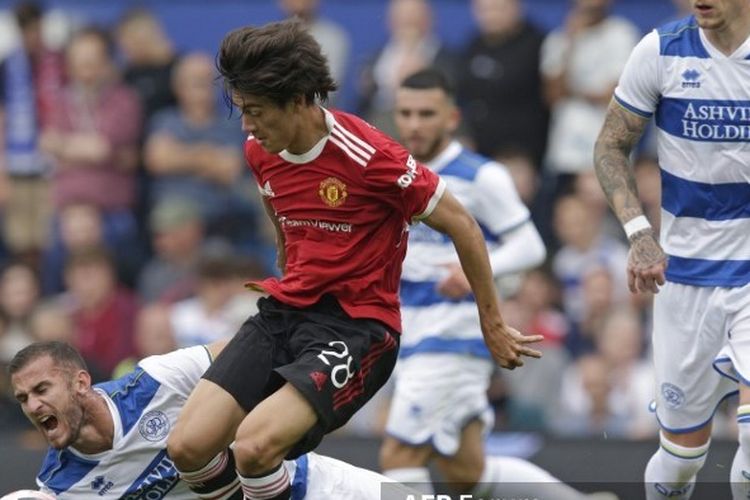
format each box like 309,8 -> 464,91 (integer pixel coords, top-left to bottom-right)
319,177 -> 348,207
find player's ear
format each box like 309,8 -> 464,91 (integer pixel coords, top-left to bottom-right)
73,369 -> 92,394
291,94 -> 306,110
447,104 -> 461,135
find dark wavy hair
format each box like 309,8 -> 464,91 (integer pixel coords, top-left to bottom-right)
216,20 -> 338,108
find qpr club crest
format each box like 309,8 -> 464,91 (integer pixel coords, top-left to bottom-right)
139,410 -> 171,442
661,382 -> 685,410
319,177 -> 347,207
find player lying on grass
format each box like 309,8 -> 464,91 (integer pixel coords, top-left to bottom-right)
8,340 -> 418,499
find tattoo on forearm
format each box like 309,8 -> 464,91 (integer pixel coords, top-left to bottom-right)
594,101 -> 649,224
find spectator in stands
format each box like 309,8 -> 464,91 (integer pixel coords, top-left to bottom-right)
135,303 -> 176,356
501,269 -> 571,428
40,201 -> 145,295
278,0 -> 350,104
111,302 -> 177,378
0,261 -> 41,357
0,323 -> 31,431
136,196 -> 206,303
552,353 -> 627,437
595,307 -> 656,439
61,245 -> 139,378
498,148 -> 540,208
573,265 -> 616,356
0,1 -> 65,267
357,0 -> 454,135
552,307 -> 656,439
572,170 -> 624,242
170,241 -> 261,348
29,300 -> 72,343
552,193 -> 628,356
28,299 -> 108,383
456,0 -> 548,168
39,26 -> 143,277
115,7 -> 181,245
143,52 -> 261,247
116,7 -> 179,124
541,0 -> 639,186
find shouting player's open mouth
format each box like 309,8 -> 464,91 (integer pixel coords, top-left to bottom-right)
38,414 -> 60,437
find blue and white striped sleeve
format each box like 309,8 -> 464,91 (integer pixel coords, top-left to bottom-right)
614,30 -> 661,118
137,345 -> 212,399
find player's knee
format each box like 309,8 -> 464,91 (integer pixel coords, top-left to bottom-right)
233,435 -> 284,474
649,432 -> 709,486
167,430 -> 209,471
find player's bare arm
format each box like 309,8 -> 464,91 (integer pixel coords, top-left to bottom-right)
422,190 -> 543,369
261,196 -> 286,273
594,99 -> 667,294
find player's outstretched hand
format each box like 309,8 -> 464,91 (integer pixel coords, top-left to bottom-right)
627,230 -> 667,294
482,321 -> 543,370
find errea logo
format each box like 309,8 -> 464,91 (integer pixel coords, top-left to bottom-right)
91,476 -> 114,496
681,68 -> 701,89
397,155 -> 418,189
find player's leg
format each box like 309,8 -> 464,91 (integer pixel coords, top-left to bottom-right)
301,452 -> 425,500
167,379 -> 247,499
379,436 -> 434,494
733,390 -> 750,499
731,385 -> 750,499
433,419 -> 588,500
434,419 -> 485,489
169,305 -> 284,499
379,356 -> 436,495
644,283 -> 730,500
380,353 -> 493,494
723,286 -> 750,499
644,427 -> 712,500
233,383 -> 317,500
234,301 -> 400,500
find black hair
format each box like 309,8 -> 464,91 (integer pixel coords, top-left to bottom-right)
216,19 -> 337,108
400,67 -> 456,99
14,1 -> 43,29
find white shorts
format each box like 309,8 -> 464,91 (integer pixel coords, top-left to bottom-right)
384,353 -> 494,456
301,452 -> 417,500
652,281 -> 750,432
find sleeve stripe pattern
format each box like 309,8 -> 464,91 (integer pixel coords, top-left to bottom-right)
329,122 -> 375,167
614,94 -> 653,118
334,123 -> 376,154
330,134 -> 369,167
413,177 -> 446,221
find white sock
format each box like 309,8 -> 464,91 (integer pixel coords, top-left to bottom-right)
731,405 -> 750,499
177,450 -> 241,499
472,455 -> 588,500
238,463 -> 290,500
644,432 -> 709,500
382,467 -> 434,494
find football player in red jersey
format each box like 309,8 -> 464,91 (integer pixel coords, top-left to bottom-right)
167,19 -> 543,500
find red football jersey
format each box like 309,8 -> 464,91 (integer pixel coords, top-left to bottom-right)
245,108 -> 445,332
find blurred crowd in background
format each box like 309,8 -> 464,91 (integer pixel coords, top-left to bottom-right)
0,0 -> 737,446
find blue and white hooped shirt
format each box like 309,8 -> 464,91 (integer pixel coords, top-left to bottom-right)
614,15 -> 750,287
